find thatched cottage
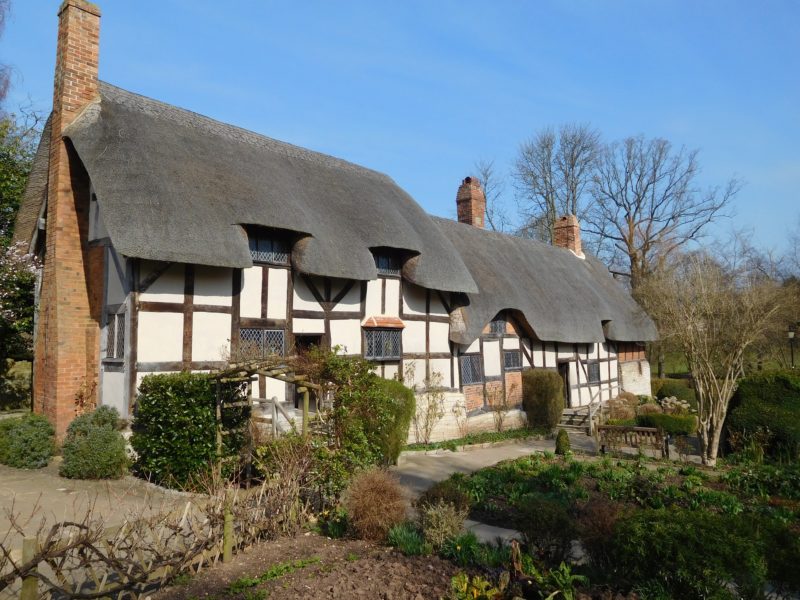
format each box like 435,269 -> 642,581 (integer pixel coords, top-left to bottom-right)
14,1 -> 656,438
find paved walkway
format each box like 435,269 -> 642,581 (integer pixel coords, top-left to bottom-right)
0,459 -> 185,548
392,433 -> 597,543
393,433 -> 596,497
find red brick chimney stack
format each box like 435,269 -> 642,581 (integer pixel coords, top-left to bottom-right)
34,0 -> 103,437
456,176 -> 486,228
553,215 -> 584,257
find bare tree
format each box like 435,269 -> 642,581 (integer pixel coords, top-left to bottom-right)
585,136 -> 741,290
513,123 -> 600,244
0,0 -> 10,106
787,215 -> 800,278
639,251 -> 787,466
473,158 -> 510,232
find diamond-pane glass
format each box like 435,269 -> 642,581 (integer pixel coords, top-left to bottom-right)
503,350 -> 522,370
105,314 -> 117,359
373,253 -> 401,276
490,316 -> 505,334
240,328 -> 285,358
364,329 -> 401,360
115,313 -> 125,359
460,354 -> 483,385
249,237 -> 290,265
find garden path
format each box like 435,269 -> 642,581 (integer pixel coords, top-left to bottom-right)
392,432 -> 597,543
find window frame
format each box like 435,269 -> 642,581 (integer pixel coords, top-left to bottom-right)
363,328 -> 402,361
248,235 -> 291,266
459,353 -> 484,386
503,349 -> 522,371
586,361 -> 602,384
239,327 -> 286,358
105,311 -> 125,360
489,315 -> 506,335
373,253 -> 401,277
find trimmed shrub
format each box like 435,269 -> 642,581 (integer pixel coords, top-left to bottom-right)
131,372 -> 250,488
60,406 -> 128,479
726,370 -> 800,460
607,508 -> 767,599
555,428 -> 570,455
343,468 -> 408,541
372,377 -> 415,465
635,413 -> 696,436
387,522 -> 431,556
522,369 -> 564,430
418,501 -> 467,549
652,378 -> 696,407
0,413 -> 54,469
416,478 -> 472,513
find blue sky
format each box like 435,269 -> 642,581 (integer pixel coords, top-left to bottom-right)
2,1 -> 798,252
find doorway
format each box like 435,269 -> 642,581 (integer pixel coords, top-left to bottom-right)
557,362 -> 570,408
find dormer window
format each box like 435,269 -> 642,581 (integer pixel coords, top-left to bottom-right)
374,253 -> 401,277
489,315 -> 506,335
249,235 -> 290,265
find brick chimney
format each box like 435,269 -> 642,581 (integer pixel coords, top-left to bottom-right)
553,214 -> 584,257
456,176 -> 485,228
33,0 -> 103,437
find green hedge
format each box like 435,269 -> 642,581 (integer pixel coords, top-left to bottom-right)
635,413 -> 696,436
522,369 -> 564,430
0,413 -> 54,469
60,406 -> 128,479
130,372 -> 250,489
373,378 -> 415,465
726,370 -> 800,460
606,508 -> 767,599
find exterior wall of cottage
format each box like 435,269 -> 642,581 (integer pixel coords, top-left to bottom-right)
96,249 -> 641,442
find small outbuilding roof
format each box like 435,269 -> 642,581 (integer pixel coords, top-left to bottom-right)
434,217 -> 658,345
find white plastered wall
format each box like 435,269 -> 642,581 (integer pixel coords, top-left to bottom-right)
194,266 -> 232,306
330,319 -> 362,355
191,312 -> 231,362
139,262 -> 184,303
240,266 -> 262,318
137,312 -> 183,362
402,321 -> 426,353
266,268 -> 288,319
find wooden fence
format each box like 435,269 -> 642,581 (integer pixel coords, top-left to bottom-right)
0,480 -> 297,599
596,425 -> 668,458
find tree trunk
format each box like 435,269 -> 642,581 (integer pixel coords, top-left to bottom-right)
658,352 -> 665,379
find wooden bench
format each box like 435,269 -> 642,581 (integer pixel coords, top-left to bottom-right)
596,425 -> 668,458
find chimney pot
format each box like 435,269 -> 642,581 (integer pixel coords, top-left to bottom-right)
456,176 -> 486,228
553,214 -> 584,257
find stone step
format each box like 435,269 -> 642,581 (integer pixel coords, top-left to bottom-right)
557,423 -> 591,435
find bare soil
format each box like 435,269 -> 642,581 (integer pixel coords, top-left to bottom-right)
153,532 -> 460,600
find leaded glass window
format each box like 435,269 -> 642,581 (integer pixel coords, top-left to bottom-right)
373,253 -> 401,277
489,315 -> 505,335
587,362 -> 601,384
503,350 -> 522,371
364,328 -> 401,360
460,354 -> 483,385
240,328 -> 285,358
106,312 -> 125,359
249,236 -> 290,265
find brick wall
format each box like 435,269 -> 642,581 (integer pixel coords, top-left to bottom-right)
34,0 -> 103,437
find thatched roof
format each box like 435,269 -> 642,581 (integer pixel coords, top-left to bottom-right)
435,218 -> 657,344
14,82 -> 656,344
61,83 -> 478,293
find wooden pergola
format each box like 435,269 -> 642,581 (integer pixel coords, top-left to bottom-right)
212,359 -> 322,451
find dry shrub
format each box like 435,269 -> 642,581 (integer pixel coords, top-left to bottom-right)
636,403 -> 663,416
616,391 -> 639,407
343,468 -> 408,540
577,499 -> 623,574
418,501 -> 468,549
608,399 -> 635,421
